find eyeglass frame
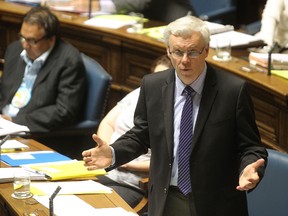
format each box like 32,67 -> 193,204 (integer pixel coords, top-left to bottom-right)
18,33 -> 47,46
168,46 -> 206,59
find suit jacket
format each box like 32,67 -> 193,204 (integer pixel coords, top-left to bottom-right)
111,64 -> 268,216
0,39 -> 86,132
112,0 -> 151,13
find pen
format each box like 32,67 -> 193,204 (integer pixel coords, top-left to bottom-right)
0,135 -> 11,167
0,135 -> 10,147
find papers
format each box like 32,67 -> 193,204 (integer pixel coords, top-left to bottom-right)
210,31 -> 264,49
24,160 -> 107,181
204,21 -> 234,35
84,14 -> 148,29
1,140 -> 29,153
249,52 -> 288,69
271,70 -> 288,79
142,26 -> 166,41
31,180 -> 112,195
1,150 -> 71,166
34,194 -> 137,216
0,117 -> 30,136
0,167 -> 46,183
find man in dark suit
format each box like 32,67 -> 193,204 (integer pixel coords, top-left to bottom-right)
82,16 -> 267,216
0,6 -> 86,132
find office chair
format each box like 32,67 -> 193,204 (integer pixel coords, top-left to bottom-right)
36,53 -> 112,159
247,149 -> 288,216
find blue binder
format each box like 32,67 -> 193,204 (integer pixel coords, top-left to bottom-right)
1,151 -> 71,167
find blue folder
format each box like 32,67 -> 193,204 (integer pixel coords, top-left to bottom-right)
1,151 -> 71,167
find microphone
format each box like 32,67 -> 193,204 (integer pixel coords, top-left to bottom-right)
267,42 -> 280,76
0,135 -> 11,168
88,0 -> 92,19
49,186 -> 61,216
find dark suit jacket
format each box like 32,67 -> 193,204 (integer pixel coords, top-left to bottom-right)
111,64 -> 268,216
0,39 -> 86,132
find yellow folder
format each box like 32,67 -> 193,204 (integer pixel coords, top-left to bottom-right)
27,160 -> 107,181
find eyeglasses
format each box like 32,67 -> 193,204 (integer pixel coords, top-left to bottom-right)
168,47 -> 205,59
18,33 -> 47,45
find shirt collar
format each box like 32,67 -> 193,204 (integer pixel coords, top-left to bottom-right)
20,44 -> 54,65
175,63 -> 207,97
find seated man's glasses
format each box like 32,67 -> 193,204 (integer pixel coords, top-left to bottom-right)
168,47 -> 205,59
18,33 -> 47,46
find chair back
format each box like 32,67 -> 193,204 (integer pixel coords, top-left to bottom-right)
247,149 -> 288,216
80,53 -> 112,129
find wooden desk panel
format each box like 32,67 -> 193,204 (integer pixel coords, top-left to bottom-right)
0,2 -> 287,152
0,138 -> 136,215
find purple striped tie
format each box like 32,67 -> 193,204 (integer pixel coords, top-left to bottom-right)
178,86 -> 195,195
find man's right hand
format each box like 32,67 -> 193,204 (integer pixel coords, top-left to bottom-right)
82,134 -> 113,170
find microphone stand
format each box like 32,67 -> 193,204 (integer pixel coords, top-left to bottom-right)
0,135 -> 11,168
49,186 -> 61,216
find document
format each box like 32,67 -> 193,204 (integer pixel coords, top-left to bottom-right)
249,52 -> 288,69
1,140 -> 29,153
84,14 -> 148,29
34,194 -> 138,216
0,117 -> 30,136
24,160 -> 107,181
31,180 -> 112,195
0,167 -> 46,183
1,150 -> 71,166
210,31 -> 264,49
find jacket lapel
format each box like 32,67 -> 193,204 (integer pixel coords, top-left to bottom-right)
162,70 -> 175,160
191,65 -> 218,151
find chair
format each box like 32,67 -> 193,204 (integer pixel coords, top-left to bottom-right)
35,53 -> 112,159
133,177 -> 149,215
247,149 -> 288,216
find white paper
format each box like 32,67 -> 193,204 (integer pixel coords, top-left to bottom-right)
1,140 -> 29,151
31,180 -> 112,195
0,167 -> 46,183
35,195 -> 100,215
210,31 -> 261,48
34,195 -> 138,216
0,117 -> 30,136
84,15 -> 139,29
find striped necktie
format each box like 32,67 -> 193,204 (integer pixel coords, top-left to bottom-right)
178,85 -> 195,195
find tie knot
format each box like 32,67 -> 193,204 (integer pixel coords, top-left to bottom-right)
183,86 -> 194,96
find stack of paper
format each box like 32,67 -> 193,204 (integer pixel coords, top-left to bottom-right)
24,160 -> 107,181
210,31 -> 264,49
84,14 -> 148,29
0,167 -> 46,183
249,52 -> 288,69
204,21 -> 234,35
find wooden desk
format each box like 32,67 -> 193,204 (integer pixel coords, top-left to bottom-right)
0,138 -> 136,216
0,2 -> 287,152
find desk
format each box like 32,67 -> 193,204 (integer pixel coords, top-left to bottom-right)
0,2 -> 287,152
0,138 -> 136,216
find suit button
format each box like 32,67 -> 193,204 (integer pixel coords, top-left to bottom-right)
164,188 -> 167,193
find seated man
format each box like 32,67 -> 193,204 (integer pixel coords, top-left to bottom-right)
95,55 -> 173,208
0,6 -> 86,132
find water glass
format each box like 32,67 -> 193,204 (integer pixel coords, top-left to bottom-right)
12,171 -> 32,199
215,38 -> 231,61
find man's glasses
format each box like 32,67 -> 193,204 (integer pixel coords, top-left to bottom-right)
168,47 -> 205,59
18,33 -> 47,45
